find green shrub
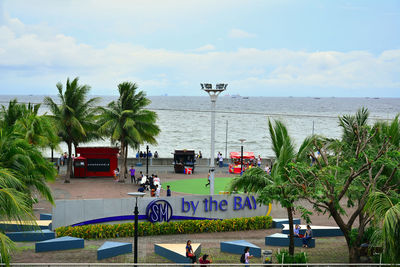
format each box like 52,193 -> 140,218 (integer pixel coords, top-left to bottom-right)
55,216 -> 272,239
275,249 -> 307,264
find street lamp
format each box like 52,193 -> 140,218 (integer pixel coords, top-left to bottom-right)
239,139 -> 246,175
127,192 -> 146,263
201,83 -> 227,195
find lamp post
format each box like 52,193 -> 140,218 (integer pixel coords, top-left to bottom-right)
201,83 -> 227,195
127,192 -> 146,264
239,139 -> 246,175
146,145 -> 149,178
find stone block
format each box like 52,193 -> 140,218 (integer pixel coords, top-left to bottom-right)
220,240 -> 261,257
265,233 -> 315,248
154,243 -> 201,264
97,241 -> 132,260
35,236 -> 84,252
6,229 -> 55,242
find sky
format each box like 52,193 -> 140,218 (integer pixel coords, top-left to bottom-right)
0,0 -> 399,97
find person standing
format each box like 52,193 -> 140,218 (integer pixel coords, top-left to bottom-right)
154,151 -> 159,158
166,185 -> 171,197
129,166 -> 136,184
114,168 -> 119,182
257,155 -> 262,167
218,153 -> 223,168
155,184 -> 161,197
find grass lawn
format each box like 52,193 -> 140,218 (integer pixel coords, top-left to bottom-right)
162,177 -> 234,195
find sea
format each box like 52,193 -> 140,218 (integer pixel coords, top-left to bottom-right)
1,95 -> 399,159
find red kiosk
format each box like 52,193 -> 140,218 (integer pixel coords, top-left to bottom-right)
228,151 -> 255,174
74,147 -> 119,178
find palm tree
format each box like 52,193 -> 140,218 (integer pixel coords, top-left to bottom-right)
0,129 -> 54,265
98,82 -> 160,182
365,191 -> 400,263
231,119 -> 312,256
44,77 -> 99,183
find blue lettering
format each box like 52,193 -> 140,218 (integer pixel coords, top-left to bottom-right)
209,197 -> 218,211
234,196 -> 243,210
190,201 -> 199,215
219,200 -> 228,211
151,204 -> 159,222
203,198 -> 208,212
182,198 -> 190,213
159,203 -> 169,221
251,196 -> 257,209
243,196 -> 252,210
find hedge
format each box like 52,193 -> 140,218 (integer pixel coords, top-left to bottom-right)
55,216 -> 272,239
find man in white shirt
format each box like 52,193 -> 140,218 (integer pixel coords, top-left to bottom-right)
155,184 -> 161,197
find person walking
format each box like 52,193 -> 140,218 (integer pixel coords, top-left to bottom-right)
242,246 -> 253,266
114,168 -> 119,182
129,166 -> 136,184
205,170 -> 210,187
155,184 -> 161,198
257,155 -> 262,167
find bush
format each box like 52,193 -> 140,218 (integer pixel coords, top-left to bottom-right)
275,249 -> 307,264
55,215 -> 272,239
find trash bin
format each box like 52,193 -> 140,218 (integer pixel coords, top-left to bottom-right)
262,250 -> 273,264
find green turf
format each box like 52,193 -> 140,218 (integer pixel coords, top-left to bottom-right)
162,177 -> 233,195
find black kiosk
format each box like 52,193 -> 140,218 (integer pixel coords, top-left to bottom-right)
173,149 -> 196,173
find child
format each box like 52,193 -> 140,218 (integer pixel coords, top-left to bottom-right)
166,185 -> 171,197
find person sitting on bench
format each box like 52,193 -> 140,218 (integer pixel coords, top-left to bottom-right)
294,224 -> 304,238
302,225 -> 313,248
186,240 -> 196,263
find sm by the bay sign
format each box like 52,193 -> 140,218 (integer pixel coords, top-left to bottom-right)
52,195 -> 271,228
146,195 -> 264,223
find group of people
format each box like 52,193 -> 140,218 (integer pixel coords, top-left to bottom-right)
293,224 -> 313,248
186,240 -> 254,266
136,150 -> 159,159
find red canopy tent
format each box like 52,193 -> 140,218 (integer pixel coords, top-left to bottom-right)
229,152 -> 255,174
229,152 -> 255,159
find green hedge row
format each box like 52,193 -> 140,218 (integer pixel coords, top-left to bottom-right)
55,216 -> 272,239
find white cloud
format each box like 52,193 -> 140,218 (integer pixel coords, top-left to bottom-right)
0,16 -> 399,96
228,28 -> 256,39
194,44 -> 216,52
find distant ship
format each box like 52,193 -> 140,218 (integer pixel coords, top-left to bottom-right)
242,96 -> 249,99
231,94 -> 241,98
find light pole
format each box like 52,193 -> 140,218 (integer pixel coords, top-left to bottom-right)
201,83 -> 227,195
127,192 -> 146,264
239,139 -> 246,175
146,145 -> 149,177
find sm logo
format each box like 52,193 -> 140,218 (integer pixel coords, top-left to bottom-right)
146,199 -> 173,223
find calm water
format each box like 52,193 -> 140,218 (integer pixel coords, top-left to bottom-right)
1,95 -> 399,158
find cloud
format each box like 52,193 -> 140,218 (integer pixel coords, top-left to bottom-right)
194,44 -> 216,52
0,16 -> 399,96
228,28 -> 256,39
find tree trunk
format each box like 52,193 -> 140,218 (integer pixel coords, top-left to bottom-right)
119,139 -> 125,183
65,141 -> 72,183
287,206 -> 295,256
349,246 -> 361,263
124,144 -> 128,177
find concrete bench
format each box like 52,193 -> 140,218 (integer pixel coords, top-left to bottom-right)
97,241 -> 132,260
265,233 -> 315,248
6,229 -> 55,242
40,213 -> 52,220
154,243 -> 201,264
281,224 -> 343,237
220,240 -> 261,257
272,218 -> 301,228
35,236 -> 84,252
0,220 -> 52,232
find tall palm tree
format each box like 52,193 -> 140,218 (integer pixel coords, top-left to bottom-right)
365,191 -> 400,263
98,82 -> 160,182
44,77 -> 99,183
231,119 -> 312,256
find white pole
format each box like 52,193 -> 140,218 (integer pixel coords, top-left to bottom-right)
210,98 -> 216,195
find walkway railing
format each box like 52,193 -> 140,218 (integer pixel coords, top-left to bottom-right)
1,264 -> 399,267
